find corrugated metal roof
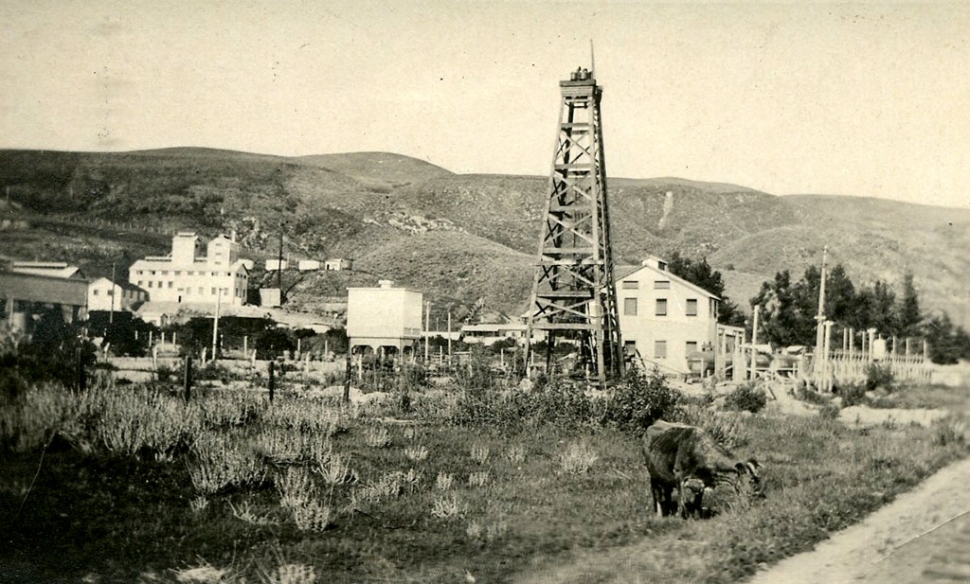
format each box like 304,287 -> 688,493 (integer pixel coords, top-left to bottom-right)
0,272 -> 88,306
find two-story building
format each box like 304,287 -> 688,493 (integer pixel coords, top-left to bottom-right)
616,256 -> 722,376
128,232 -> 249,306
87,278 -> 148,312
346,280 -> 422,355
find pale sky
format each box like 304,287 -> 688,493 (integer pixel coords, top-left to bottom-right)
2,0 -> 969,209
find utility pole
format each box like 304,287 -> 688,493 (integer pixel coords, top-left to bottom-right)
212,287 -> 222,361
109,262 -> 116,326
814,246 -> 828,355
814,246 -> 828,386
424,301 -> 431,363
750,304 -> 760,380
277,222 -> 285,294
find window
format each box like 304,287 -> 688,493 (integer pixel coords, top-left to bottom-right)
624,340 -> 637,357
148,281 -> 153,288
655,299 -> 667,316
654,280 -> 670,290
168,281 -> 173,288
686,341 -> 698,355
107,290 -> 114,296
137,280 -> 143,286
161,270 -> 168,275
623,297 -> 638,316
654,340 -> 667,359
92,290 -> 99,296
621,281 -> 638,289
187,271 -> 194,276
686,299 -> 698,317
211,287 -> 217,295
175,271 -> 181,276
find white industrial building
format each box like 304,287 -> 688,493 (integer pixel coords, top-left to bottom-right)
346,280 -> 422,355
128,232 -> 250,306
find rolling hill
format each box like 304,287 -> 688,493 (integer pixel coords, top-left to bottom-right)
1,147 -> 968,329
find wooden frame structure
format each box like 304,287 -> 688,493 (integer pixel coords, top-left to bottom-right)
526,68 -> 623,386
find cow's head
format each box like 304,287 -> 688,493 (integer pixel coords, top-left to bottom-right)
734,458 -> 766,500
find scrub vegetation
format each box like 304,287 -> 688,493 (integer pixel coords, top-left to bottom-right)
2,341 -> 968,583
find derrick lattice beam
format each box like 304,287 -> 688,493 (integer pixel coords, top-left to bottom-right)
526,70 -> 623,386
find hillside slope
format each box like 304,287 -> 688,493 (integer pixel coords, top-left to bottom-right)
1,148 -> 967,328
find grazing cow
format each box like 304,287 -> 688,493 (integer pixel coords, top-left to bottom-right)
643,420 -> 763,518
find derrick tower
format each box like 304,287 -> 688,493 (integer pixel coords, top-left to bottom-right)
526,66 -> 623,386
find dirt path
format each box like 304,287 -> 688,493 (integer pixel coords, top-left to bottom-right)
746,455 -> 970,584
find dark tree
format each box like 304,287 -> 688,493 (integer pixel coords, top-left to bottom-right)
896,273 -> 922,337
922,312 -> 970,364
667,252 -> 744,326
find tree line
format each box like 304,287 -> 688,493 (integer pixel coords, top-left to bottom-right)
667,254 -> 970,365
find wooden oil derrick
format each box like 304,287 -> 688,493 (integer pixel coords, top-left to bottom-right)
525,66 -> 623,387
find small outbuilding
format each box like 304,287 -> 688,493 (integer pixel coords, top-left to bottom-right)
298,260 -> 321,271
324,258 -> 353,271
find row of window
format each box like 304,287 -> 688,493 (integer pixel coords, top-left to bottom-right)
91,289 -> 142,299
135,282 -> 243,297
134,269 -> 243,278
621,280 -> 670,290
628,340 -> 703,360
622,297 -> 698,317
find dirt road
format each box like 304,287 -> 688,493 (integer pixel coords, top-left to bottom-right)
746,454 -> 970,584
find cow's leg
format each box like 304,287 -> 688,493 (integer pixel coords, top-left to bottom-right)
677,479 -> 691,519
650,478 -> 665,517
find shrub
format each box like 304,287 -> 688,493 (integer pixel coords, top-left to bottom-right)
839,382 -> 868,408
819,402 -> 841,420
865,362 -> 895,392
600,369 -> 685,434
723,383 -> 768,413
794,382 -> 830,406
430,493 -> 466,519
558,440 -> 598,474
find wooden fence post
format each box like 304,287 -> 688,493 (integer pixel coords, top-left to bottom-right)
343,353 -> 352,403
268,360 -> 276,403
184,356 -> 193,402
76,347 -> 86,392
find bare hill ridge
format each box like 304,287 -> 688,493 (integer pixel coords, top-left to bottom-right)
1,148 -> 968,328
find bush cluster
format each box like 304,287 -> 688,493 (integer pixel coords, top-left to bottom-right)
865,362 -> 895,392
599,369 -> 685,434
450,377 -> 597,431
723,382 -> 768,414
450,368 -> 686,434
838,382 -> 868,408
1,324 -> 97,400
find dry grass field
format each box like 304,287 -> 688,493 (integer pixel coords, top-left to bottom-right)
2,361 -> 969,584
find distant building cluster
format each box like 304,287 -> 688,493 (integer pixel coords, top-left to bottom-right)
1,232 -> 254,332
0,229 -> 733,375
130,232 -> 250,306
